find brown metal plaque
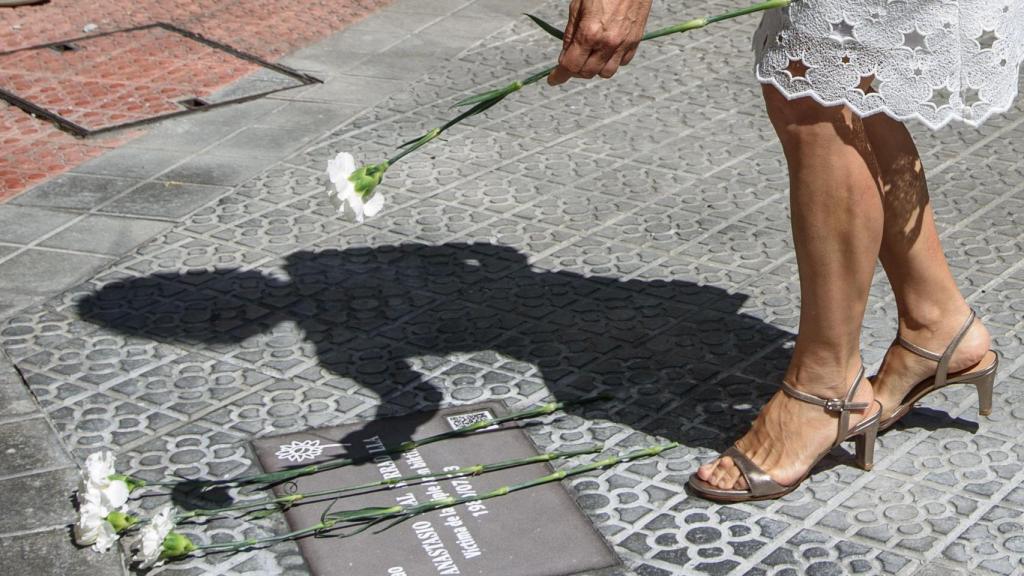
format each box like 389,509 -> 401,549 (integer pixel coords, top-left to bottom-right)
251,402 -> 621,576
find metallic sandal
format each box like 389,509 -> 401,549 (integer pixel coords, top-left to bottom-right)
688,366 -> 882,502
878,308 -> 999,431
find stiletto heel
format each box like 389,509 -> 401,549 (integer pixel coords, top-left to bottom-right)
689,365 -> 882,502
878,309 -> 999,430
974,359 -> 997,416
854,422 -> 878,471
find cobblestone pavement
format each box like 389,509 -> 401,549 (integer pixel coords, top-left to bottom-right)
2,0 -> 1024,574
0,0 -> 393,199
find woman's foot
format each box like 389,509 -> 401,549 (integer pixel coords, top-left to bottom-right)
695,366 -> 875,491
872,310 -> 993,422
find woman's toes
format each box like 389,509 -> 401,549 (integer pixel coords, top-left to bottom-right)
710,456 -> 736,488
697,459 -> 721,481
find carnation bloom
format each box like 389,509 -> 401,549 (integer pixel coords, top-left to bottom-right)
326,152 -> 386,223
74,499 -> 119,552
78,451 -> 129,511
136,504 -> 176,568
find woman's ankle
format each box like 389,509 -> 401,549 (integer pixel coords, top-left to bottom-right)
893,303 -> 991,372
784,349 -> 868,398
895,298 -> 972,341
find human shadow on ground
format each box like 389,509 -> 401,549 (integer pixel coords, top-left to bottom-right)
77,242 -> 800,462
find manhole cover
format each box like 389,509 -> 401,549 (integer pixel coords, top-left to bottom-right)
0,23 -> 318,136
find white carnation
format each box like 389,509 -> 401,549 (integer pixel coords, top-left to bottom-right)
136,504 -> 176,568
326,152 -> 385,223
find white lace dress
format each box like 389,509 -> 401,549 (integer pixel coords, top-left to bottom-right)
752,0 -> 1024,129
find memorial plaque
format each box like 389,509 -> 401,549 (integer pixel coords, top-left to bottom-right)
251,402 -> 622,576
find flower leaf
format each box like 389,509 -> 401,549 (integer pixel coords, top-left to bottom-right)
453,87 -> 511,108
525,13 -> 564,40
325,505 -> 404,523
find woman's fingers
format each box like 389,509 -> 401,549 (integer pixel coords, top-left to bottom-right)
598,44 -> 632,79
548,39 -> 594,85
547,0 -> 651,85
621,44 -> 639,66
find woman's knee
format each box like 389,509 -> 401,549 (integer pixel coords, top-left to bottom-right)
761,84 -> 857,149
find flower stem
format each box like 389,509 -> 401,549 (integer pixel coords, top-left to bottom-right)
324,442 -> 679,526
150,395 -> 609,489
175,442 -> 678,559
173,444 -> 602,523
382,0 -> 790,168
195,524 -> 328,553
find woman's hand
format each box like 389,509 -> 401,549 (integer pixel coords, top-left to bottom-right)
547,0 -> 653,85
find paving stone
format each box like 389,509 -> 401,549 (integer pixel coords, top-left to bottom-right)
10,174 -> 141,212
96,181 -> 230,220
214,126 -> 319,159
750,528 -> 920,575
0,467 -> 78,533
39,214 -> 172,255
0,205 -> 78,245
71,147 -> 186,180
0,528 -> 126,576
0,417 -> 71,477
0,349 -> 36,420
942,505 -> 1024,575
157,154 -> 271,188
0,249 -> 113,311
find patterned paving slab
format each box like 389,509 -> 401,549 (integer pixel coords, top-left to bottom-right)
2,0 -> 1024,574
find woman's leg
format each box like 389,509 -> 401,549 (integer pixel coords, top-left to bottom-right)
698,86 -> 881,490
861,113 -> 993,418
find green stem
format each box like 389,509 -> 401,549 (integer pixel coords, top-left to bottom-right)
154,396 -> 608,489
174,445 -> 602,522
195,523 -> 329,553
381,0 -> 791,168
325,442 -> 679,525
460,0 -> 792,107
174,442 -> 677,559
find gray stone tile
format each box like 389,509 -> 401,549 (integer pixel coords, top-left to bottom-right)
0,206 -> 78,245
156,154 -> 269,187
0,244 -> 18,261
99,182 -> 229,219
0,249 -> 112,304
942,505 -> 1024,575
0,528 -> 126,575
0,349 -> 36,421
0,417 -> 71,477
274,74 -> 410,106
124,116 -> 239,151
70,147 -> 185,180
750,527 -> 919,575
278,29 -> 399,74
252,100 -> 364,132
349,52 -> 446,80
0,466 -> 78,533
213,126 -> 319,159
38,215 -> 172,256
10,174 -> 140,212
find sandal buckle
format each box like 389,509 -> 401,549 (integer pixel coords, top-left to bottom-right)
823,398 -> 845,412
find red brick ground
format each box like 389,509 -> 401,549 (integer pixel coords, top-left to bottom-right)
0,0 -> 393,201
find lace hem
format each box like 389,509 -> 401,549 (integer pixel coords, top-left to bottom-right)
752,1 -> 1024,131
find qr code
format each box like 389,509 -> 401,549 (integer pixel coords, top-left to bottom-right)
446,410 -> 497,431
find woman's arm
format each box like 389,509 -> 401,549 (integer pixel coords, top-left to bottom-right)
547,0 -> 654,85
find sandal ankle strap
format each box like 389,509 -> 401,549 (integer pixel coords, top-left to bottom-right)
780,365 -> 868,447
896,308 -> 976,389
